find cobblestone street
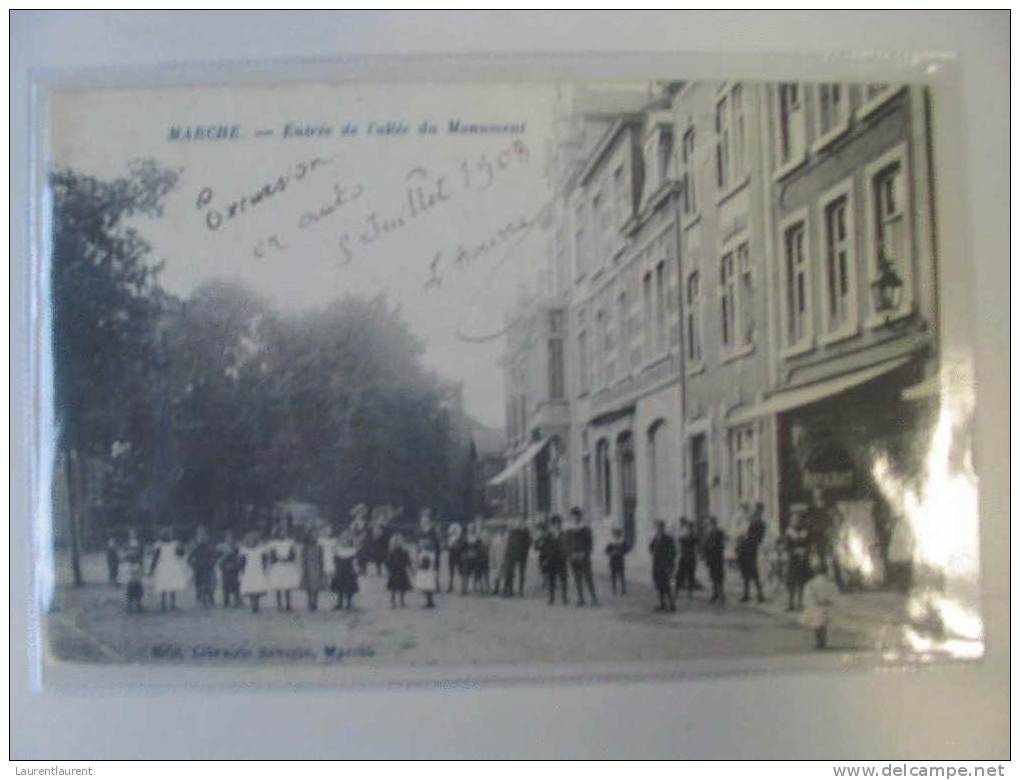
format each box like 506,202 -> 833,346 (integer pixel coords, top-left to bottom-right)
45,552 -> 890,667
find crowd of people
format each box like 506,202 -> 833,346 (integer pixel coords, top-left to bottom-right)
103,497 -> 841,649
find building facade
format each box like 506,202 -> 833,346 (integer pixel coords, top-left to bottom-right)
498,80 -> 938,584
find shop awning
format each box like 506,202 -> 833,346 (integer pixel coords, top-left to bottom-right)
487,437 -> 550,486
727,356 -> 911,426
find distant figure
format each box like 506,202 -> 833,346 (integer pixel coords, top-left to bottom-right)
217,531 -> 242,608
124,530 -> 145,613
415,538 -> 440,609
385,534 -> 412,608
469,524 -> 491,594
785,513 -> 811,612
149,527 -> 188,612
604,526 -> 631,596
565,507 -> 599,606
675,517 -> 698,601
504,517 -> 533,597
299,527 -> 326,612
331,530 -> 360,610
187,526 -> 218,608
349,504 -> 370,575
703,516 -> 727,605
268,524 -> 300,611
801,554 -> 839,650
446,522 -> 467,594
489,526 -> 509,596
240,530 -> 270,613
106,536 -> 120,586
536,516 -> 569,605
649,520 -> 677,612
738,502 -> 767,604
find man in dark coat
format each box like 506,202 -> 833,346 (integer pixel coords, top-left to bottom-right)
738,502 -> 767,603
535,516 -> 569,605
675,517 -> 698,601
703,516 -> 727,605
503,517 -> 532,596
565,507 -> 599,606
649,520 -> 677,612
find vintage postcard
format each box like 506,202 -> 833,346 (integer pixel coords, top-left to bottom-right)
35,72 -> 981,686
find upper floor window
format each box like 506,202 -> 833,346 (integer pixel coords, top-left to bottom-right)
823,192 -> 854,334
613,164 -> 629,226
685,270 -> 703,366
717,84 -> 748,190
680,127 -> 697,217
778,83 -> 806,169
577,329 -> 589,396
617,290 -> 629,373
816,84 -> 847,139
655,261 -> 668,355
720,241 -> 754,355
548,338 -> 565,400
549,310 -> 565,335
783,219 -> 811,348
572,198 -> 588,277
642,271 -> 653,361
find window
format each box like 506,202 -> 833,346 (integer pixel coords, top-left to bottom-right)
817,84 -> 846,139
655,261 -> 667,354
680,127 -> 697,216
548,338 -> 564,400
642,271 -> 653,359
572,198 -> 587,277
577,330 -> 589,395
717,84 -> 747,190
720,241 -> 753,355
732,84 -> 747,180
823,194 -> 853,333
730,425 -> 758,505
617,291 -> 629,373
596,439 -> 612,517
685,270 -> 703,365
873,162 -> 905,269
719,251 -> 735,349
737,243 -> 754,346
715,94 -> 730,189
778,83 -> 806,169
593,310 -> 605,389
549,310 -> 564,334
783,220 -> 811,348
613,164 -> 629,226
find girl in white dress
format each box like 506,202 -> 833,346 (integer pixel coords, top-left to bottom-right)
240,530 -> 270,613
268,523 -> 300,611
149,527 -> 189,611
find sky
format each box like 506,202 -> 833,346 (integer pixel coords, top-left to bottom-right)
48,81 -> 563,427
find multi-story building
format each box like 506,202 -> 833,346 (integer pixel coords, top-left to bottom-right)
752,82 -> 939,580
497,80 -> 938,585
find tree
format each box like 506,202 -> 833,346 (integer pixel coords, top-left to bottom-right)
50,160 -> 178,583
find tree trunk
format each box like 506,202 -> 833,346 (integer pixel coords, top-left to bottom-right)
64,448 -> 84,586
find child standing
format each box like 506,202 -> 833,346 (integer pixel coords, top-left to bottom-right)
385,533 -> 412,608
488,527 -> 508,596
187,526 -> 218,608
106,536 -> 120,586
240,530 -> 270,613
415,538 -> 440,608
149,527 -> 189,611
331,530 -> 360,610
299,527 -> 326,611
218,531 -> 242,608
802,554 -> 839,650
124,530 -> 144,613
268,524 -> 300,611
604,526 -> 631,596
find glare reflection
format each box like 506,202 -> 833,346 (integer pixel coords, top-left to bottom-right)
870,363 -> 982,659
